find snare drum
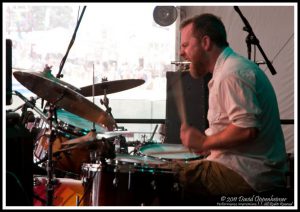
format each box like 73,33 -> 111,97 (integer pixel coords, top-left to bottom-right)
139,143 -> 202,161
81,156 -> 180,206
33,176 -> 84,206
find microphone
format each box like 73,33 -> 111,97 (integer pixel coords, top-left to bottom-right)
234,6 -> 252,32
171,61 -> 191,65
171,61 -> 191,71
14,90 -> 53,127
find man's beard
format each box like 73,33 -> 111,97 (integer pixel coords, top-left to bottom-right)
190,61 -> 206,79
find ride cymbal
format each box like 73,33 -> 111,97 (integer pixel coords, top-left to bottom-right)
79,79 -> 145,97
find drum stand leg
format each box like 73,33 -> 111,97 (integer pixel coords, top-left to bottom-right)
45,105 -> 58,206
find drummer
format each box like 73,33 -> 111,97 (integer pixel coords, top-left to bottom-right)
175,14 -> 288,204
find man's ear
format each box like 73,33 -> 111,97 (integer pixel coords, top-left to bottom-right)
201,35 -> 212,51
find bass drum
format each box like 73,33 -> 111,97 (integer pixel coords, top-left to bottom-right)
33,176 -> 84,206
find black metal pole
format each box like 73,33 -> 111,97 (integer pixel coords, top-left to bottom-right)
56,6 -> 87,79
46,105 -> 57,206
234,6 -> 277,75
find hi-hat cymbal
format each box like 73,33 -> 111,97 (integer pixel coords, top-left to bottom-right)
79,79 -> 145,97
13,70 -> 115,130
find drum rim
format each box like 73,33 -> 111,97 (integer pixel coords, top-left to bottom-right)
139,143 -> 202,160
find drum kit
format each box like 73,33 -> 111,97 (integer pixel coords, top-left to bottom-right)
12,67 -> 203,206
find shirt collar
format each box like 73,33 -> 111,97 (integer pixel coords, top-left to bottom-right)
213,46 -> 234,75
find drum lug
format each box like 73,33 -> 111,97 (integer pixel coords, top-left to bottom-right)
113,165 -> 119,188
151,180 -> 157,190
49,178 -> 59,186
82,176 -> 88,186
113,177 -> 118,188
173,182 -> 180,192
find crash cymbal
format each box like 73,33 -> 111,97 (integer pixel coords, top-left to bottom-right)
79,79 -> 145,97
13,70 -> 115,130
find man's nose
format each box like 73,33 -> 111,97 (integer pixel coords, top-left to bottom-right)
180,49 -> 185,58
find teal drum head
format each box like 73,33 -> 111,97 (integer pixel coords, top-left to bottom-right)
114,154 -> 166,166
139,143 -> 202,161
56,108 -> 106,133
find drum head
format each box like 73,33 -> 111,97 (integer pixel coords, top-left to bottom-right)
57,108 -> 106,133
139,143 -> 201,160
114,154 -> 166,166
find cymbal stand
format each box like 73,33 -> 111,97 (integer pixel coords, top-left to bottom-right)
45,104 -> 58,206
91,63 -> 96,131
100,88 -> 118,129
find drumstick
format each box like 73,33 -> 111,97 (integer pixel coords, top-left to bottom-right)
172,72 -> 187,124
54,145 -> 78,153
61,131 -> 96,145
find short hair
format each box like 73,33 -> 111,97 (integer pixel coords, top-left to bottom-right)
180,13 -> 229,48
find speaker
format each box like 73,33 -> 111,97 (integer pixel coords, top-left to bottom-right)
6,115 -> 34,206
165,72 -> 211,144
153,6 -> 177,26
6,39 -> 13,105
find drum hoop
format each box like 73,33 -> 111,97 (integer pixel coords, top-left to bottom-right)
81,162 -> 173,174
139,143 -> 202,161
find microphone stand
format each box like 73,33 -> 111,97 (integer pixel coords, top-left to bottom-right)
56,6 -> 87,79
40,7 -> 86,205
234,6 -> 277,75
245,33 -> 253,60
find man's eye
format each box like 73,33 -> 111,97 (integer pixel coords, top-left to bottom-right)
182,43 -> 188,48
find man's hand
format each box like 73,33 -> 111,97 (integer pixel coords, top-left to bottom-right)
180,123 -> 207,152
